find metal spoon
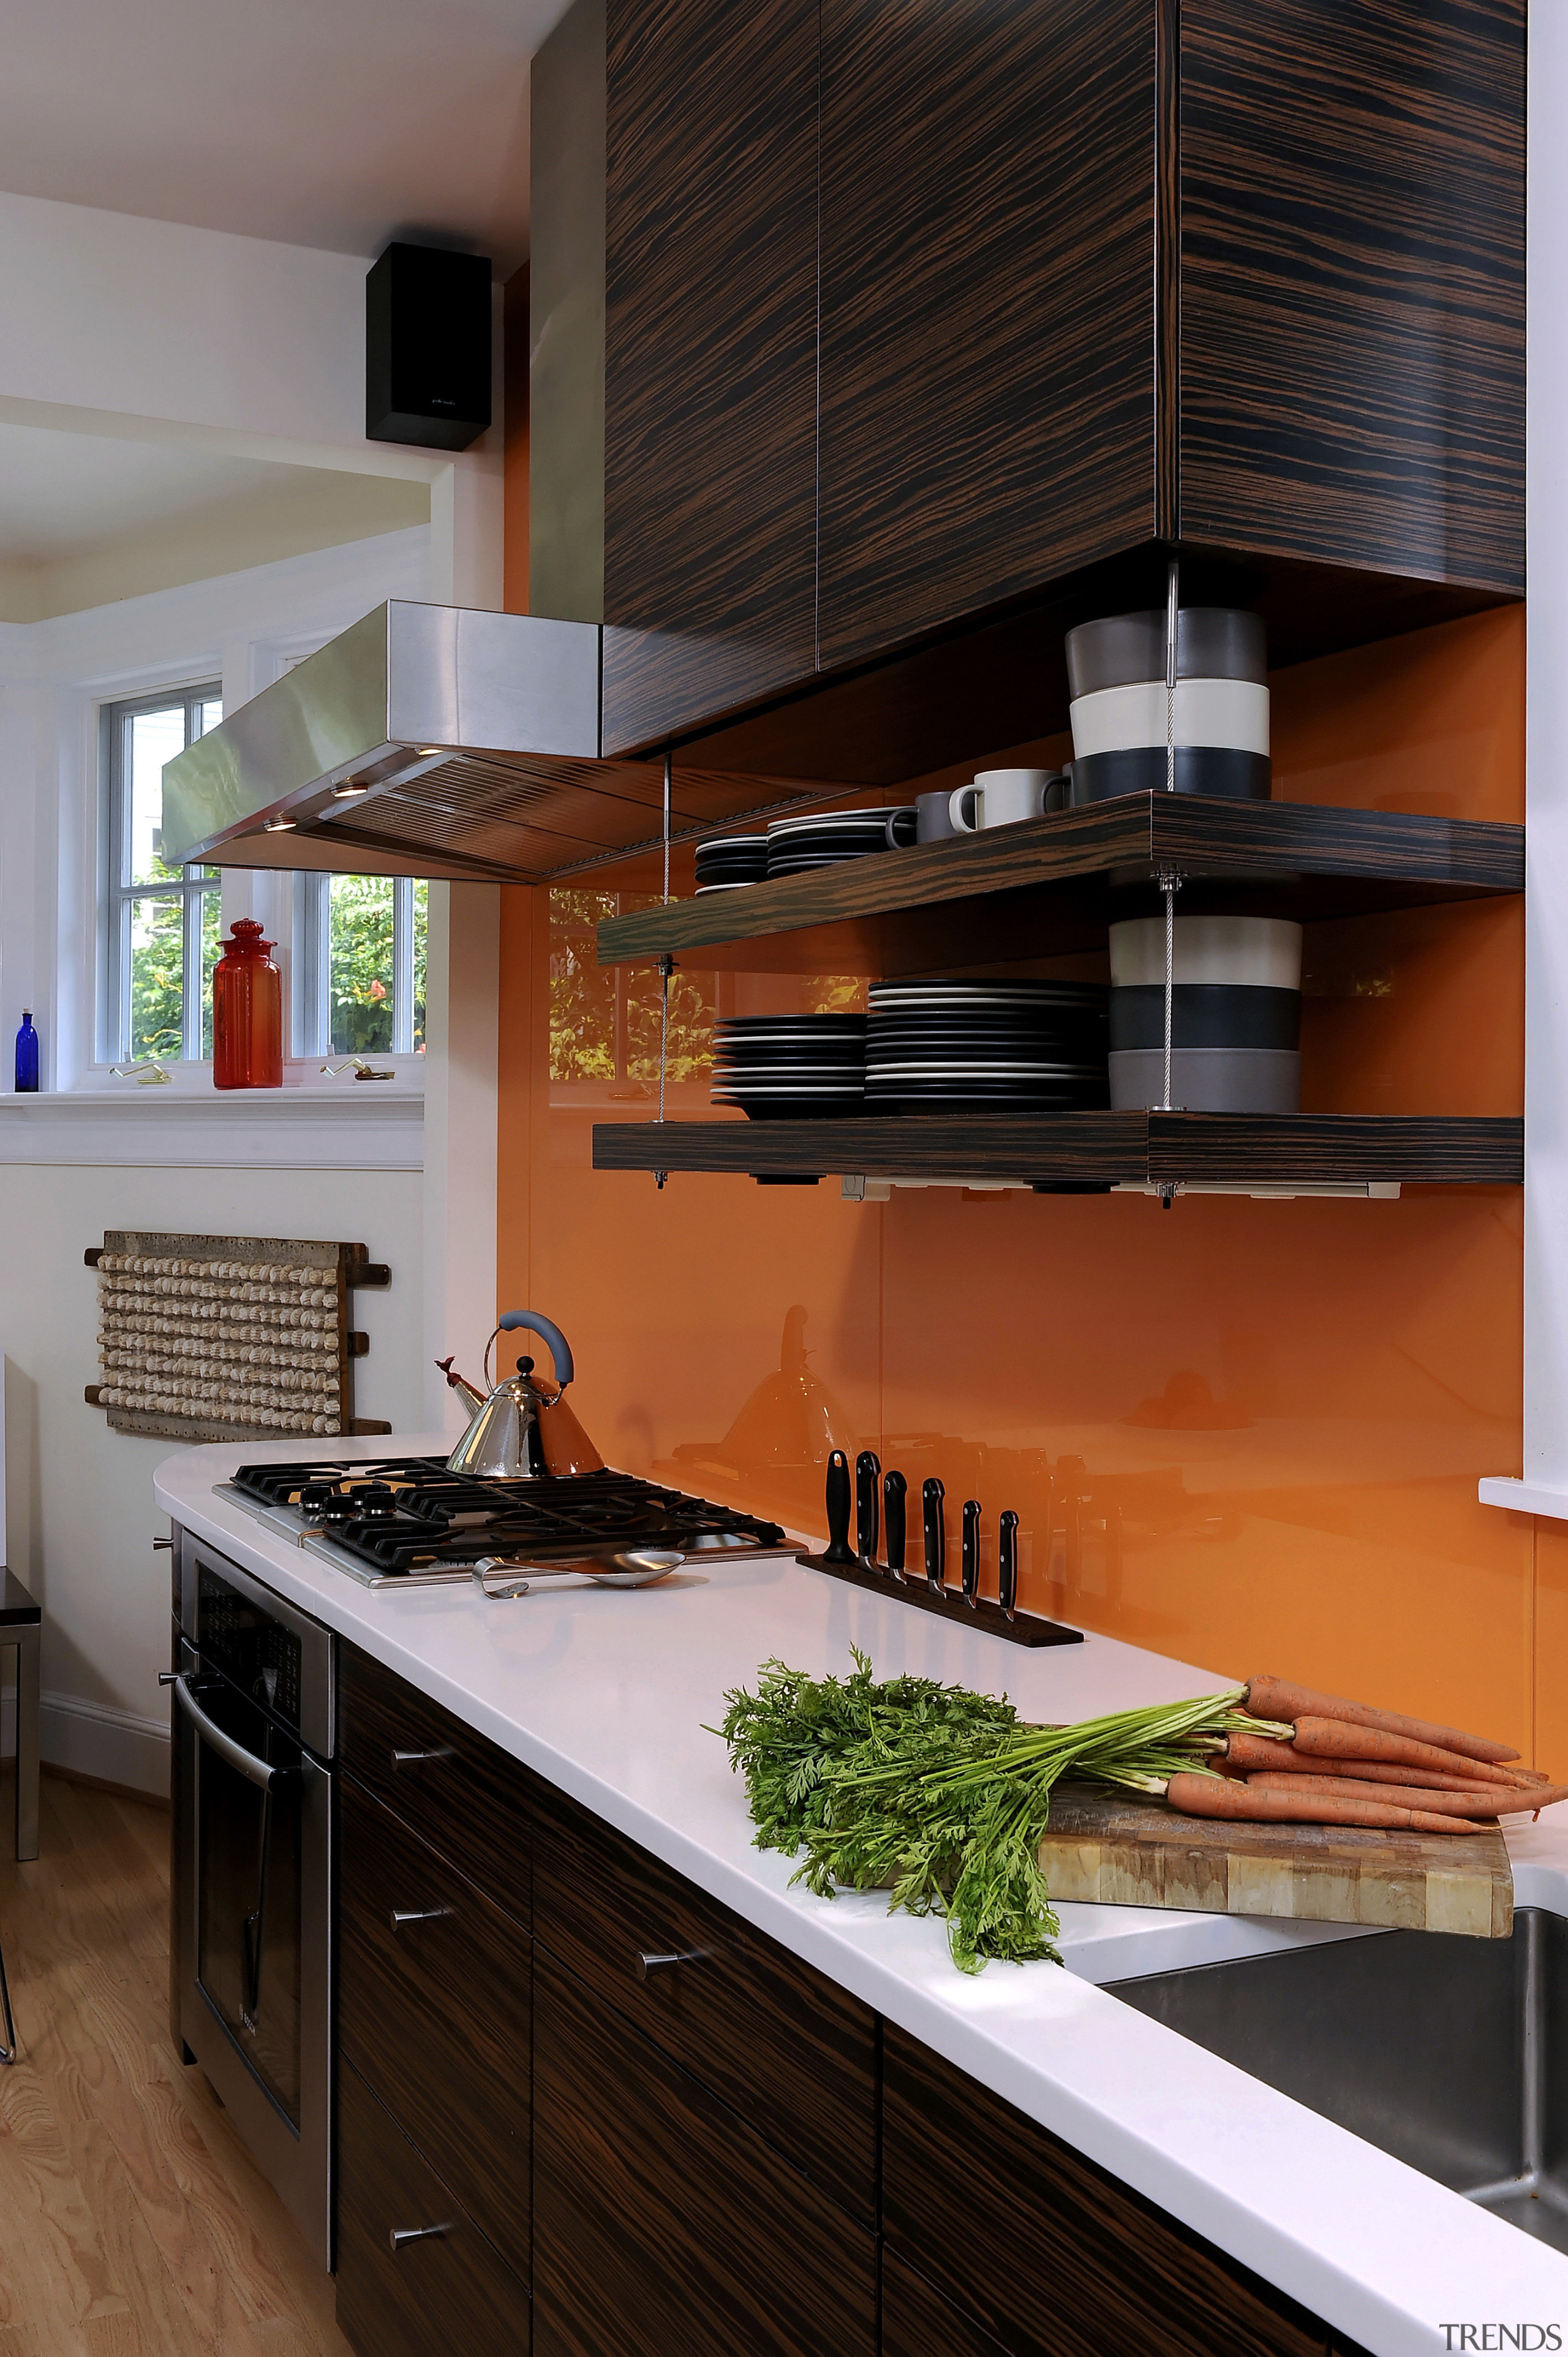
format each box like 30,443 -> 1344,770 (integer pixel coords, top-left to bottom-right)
471,1549 -> 684,1600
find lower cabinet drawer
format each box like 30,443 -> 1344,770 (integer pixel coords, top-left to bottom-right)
337,1639 -> 532,1924
881,2250 -> 1012,2357
533,1948 -> 876,2357
338,1772 -> 531,2281
336,2059 -> 529,2357
533,1779 -> 876,2222
884,2025 -> 1329,2357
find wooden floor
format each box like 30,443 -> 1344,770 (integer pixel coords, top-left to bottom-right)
0,1769 -> 352,2357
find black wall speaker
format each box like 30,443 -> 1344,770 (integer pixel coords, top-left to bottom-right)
366,243 -> 492,451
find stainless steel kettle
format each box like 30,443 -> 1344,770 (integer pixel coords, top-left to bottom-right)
435,1311 -> 605,1480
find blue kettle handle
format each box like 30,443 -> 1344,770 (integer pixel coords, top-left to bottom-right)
497,1310 -> 575,1389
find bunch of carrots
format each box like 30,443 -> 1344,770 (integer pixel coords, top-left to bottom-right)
717,1654 -> 1561,1972
1110,1674 -> 1564,1833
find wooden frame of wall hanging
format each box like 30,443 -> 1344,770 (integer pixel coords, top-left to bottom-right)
83,1230 -> 393,1443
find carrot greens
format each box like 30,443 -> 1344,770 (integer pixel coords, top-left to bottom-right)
714,1651 -> 1284,1974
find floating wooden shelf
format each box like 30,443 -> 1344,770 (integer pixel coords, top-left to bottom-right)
592,1113 -> 1523,1190
595,795 -> 1523,975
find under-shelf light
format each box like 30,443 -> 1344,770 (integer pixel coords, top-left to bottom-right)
839,1175 -> 1402,1204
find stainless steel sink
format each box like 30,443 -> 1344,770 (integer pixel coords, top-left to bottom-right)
1109,1909 -> 1568,2252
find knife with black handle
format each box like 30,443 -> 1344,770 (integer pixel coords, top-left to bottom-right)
822,1449 -> 858,1565
922,1477 -> 946,1597
998,1510 -> 1020,1617
961,1500 -> 981,1606
856,1451 -> 881,1564
883,1470 -> 907,1576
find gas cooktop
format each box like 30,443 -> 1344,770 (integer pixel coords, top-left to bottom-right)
219,1455 -> 787,1587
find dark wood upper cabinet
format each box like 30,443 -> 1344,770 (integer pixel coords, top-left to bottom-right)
575,0 -> 1523,765
1177,0 -> 1523,590
816,0 -> 1158,672
601,0 -> 820,751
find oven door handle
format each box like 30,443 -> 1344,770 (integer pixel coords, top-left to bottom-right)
163,1671 -> 293,1791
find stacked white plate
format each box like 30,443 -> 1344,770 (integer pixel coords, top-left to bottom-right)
1107,915 -> 1302,1111
711,1013 -> 867,1119
1064,607 -> 1270,804
765,806 -> 916,878
865,979 -> 1108,1113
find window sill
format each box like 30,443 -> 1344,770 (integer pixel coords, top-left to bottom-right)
0,1083 -> 425,1171
1478,1475 -> 1568,1523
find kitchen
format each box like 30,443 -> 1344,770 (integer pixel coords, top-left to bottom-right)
0,2 -> 1556,2354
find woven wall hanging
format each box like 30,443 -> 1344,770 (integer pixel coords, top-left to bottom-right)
84,1230 -> 393,1443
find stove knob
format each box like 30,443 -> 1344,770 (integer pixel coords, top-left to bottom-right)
298,1483 -> 333,1518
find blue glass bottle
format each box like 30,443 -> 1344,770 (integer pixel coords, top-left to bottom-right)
14,1010 -> 38,1093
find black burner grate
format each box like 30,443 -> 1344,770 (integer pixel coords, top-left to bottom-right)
228,1455 -> 785,1576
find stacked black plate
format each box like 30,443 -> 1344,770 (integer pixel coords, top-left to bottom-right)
765,806 -> 916,879
865,980 -> 1109,1113
712,1013 -> 868,1119
695,831 -> 769,893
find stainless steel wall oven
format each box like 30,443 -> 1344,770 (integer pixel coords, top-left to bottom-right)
168,1531 -> 333,2266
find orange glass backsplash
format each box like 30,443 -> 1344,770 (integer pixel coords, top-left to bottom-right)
497,605 -> 1548,1759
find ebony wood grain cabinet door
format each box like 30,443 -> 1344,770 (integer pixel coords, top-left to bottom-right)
883,2025 -> 1330,2357
337,2062 -> 530,2357
881,2250 -> 1016,2357
533,1951 -> 876,2357
601,0 -> 820,752
337,1638 -> 533,1928
1177,0 -> 1524,596
816,0 -> 1157,673
338,1774 -> 532,2283
532,1780 -> 877,2221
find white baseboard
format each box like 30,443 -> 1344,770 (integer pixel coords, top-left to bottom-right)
1,1684 -> 170,1799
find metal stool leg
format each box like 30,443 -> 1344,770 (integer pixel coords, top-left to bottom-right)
0,1926 -> 15,2064
13,1625 -> 39,1864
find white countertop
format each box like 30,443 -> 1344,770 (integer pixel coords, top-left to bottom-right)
156,1433 -> 1568,2357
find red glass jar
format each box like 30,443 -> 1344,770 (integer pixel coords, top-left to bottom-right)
212,920 -> 283,1089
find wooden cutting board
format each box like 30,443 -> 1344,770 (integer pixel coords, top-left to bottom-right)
1038,1785 -> 1513,1939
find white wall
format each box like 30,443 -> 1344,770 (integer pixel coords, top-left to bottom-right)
1523,0 -> 1568,1488
0,187 -> 504,611
1,1160 -> 424,1796
1479,0 -> 1568,1518
0,191 -> 507,1795
0,526 -> 503,1796
0,524 -> 434,1082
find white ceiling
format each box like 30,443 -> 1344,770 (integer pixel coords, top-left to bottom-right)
0,0 -> 571,273
0,421 -> 430,620
0,423 -> 330,559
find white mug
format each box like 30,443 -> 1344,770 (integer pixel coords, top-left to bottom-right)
947,769 -> 1063,833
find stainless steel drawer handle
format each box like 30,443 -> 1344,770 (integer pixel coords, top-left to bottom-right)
391,1747 -> 455,1768
389,2222 -> 453,2252
391,1907 -> 454,1930
162,1671 -> 286,1792
635,1949 -> 703,1978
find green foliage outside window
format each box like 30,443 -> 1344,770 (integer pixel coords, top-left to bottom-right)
128,888 -> 219,1062
129,897 -> 184,1061
330,875 -> 427,1054
547,890 -> 864,1084
549,889 -> 714,1083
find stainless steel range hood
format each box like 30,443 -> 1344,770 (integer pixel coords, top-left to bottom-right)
160,600 -> 848,885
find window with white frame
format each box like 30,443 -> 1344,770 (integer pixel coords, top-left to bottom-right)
100,684 -> 428,1069
292,872 -> 428,1058
100,684 -> 225,1064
